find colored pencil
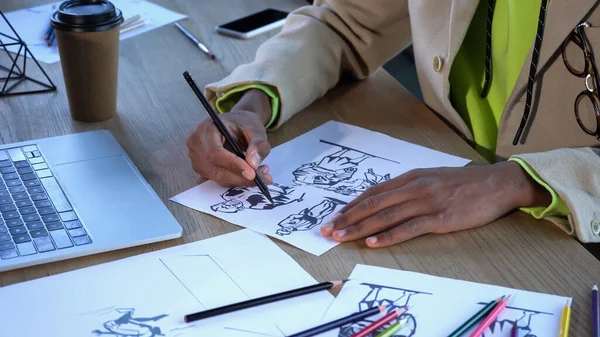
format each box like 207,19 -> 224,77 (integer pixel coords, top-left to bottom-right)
44,24 -> 53,40
182,71 -> 274,203
469,295 -> 511,337
183,280 -> 348,323
559,299 -> 571,337
373,317 -> 409,337
446,296 -> 504,337
47,29 -> 55,46
351,307 -> 408,337
120,20 -> 149,34
121,14 -> 141,28
288,305 -> 387,337
593,283 -> 599,337
511,322 -> 519,337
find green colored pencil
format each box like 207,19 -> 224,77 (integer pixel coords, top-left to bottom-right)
446,296 -> 504,337
374,317 -> 409,337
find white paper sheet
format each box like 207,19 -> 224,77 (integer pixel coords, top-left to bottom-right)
320,264 -> 569,337
0,230 -> 334,337
171,121 -> 471,256
0,0 -> 186,64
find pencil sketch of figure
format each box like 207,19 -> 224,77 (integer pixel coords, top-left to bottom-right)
338,283 -> 431,337
91,308 -> 168,337
210,183 -> 305,213
275,197 -> 346,236
293,149 -> 373,187
327,169 -> 392,196
481,307 -> 547,337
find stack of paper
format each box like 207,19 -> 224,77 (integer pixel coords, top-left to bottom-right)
0,230 -> 334,337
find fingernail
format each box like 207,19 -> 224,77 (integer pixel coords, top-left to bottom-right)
251,153 -> 261,168
367,237 -> 378,246
322,223 -> 334,233
334,229 -> 346,238
242,170 -> 254,180
261,166 -> 270,174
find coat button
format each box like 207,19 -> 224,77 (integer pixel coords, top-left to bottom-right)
592,220 -> 600,235
433,55 -> 444,72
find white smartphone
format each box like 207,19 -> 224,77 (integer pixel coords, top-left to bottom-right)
216,9 -> 289,39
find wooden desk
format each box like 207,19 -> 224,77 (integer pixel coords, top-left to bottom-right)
2,0 -> 599,334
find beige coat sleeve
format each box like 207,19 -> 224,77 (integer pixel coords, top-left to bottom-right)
512,147 -> 600,243
205,0 -> 411,128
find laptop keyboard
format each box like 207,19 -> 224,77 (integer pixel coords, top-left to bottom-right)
0,145 -> 92,260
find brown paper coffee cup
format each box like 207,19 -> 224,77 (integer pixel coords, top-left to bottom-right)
51,1 -> 123,122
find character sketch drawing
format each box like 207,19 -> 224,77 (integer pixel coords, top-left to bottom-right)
292,141 -> 397,197
337,283 -> 431,337
92,308 -> 168,337
211,183 -> 305,213
328,169 -> 391,196
480,305 -> 552,337
276,197 -> 346,236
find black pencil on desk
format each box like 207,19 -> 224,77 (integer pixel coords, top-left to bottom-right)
182,71 -> 274,203
183,280 -> 349,323
288,304 -> 387,337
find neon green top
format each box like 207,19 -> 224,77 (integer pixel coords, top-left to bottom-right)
214,0 -> 569,219
449,0 -> 568,218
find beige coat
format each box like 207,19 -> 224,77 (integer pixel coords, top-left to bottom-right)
206,0 -> 600,243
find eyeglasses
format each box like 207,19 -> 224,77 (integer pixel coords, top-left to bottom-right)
561,22 -> 600,140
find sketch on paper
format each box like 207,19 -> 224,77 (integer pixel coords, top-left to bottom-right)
480,304 -> 552,337
210,183 -> 305,213
91,308 -> 168,337
170,122 -> 471,255
327,169 -> 392,196
337,283 -> 432,337
276,197 -> 346,236
159,254 -> 250,310
292,141 -> 397,197
221,325 -> 285,337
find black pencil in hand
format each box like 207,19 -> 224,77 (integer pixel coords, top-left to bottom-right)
183,71 -> 274,203
183,279 -> 349,323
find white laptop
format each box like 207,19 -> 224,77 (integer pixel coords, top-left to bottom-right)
0,130 -> 182,272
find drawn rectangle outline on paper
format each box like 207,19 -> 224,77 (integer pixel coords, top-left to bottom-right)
0,230 -> 334,337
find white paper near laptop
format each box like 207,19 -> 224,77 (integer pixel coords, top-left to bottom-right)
0,230 -> 334,337
0,0 -> 186,64
171,121 -> 471,256
320,264 -> 568,337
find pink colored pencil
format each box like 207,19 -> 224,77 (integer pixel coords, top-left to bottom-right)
351,307 -> 408,337
469,295 -> 511,337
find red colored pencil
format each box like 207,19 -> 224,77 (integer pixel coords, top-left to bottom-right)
351,307 -> 408,337
469,295 -> 511,337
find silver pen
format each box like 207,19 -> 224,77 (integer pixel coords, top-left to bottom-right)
175,22 -> 216,60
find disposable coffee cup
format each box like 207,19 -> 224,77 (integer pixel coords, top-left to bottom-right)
51,0 -> 123,122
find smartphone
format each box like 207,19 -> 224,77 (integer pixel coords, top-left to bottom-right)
216,9 -> 289,39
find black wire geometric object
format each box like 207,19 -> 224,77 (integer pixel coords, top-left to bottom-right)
0,10 -> 56,97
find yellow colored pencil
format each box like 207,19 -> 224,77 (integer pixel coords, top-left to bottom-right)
374,317 -> 409,337
559,298 -> 571,337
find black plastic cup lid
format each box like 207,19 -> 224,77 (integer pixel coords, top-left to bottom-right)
51,0 -> 124,33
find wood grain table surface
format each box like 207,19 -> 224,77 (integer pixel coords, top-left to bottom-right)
1,0 -> 599,335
